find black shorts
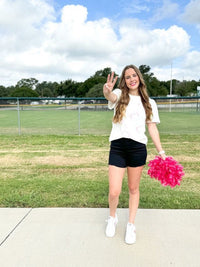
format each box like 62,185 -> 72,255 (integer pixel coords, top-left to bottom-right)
109,138 -> 147,168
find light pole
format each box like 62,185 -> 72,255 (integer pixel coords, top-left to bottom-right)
169,62 -> 173,112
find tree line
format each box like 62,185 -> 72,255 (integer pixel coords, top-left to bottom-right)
0,65 -> 199,98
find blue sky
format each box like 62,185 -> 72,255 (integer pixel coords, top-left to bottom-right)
54,0 -> 199,49
0,0 -> 200,86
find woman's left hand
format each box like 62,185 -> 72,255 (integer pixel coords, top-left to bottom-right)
160,153 -> 166,160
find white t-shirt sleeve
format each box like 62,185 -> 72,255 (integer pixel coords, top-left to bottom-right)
108,89 -> 121,110
147,98 -> 160,124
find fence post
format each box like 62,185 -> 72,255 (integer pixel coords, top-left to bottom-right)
78,101 -> 81,136
17,98 -> 21,135
169,99 -> 172,112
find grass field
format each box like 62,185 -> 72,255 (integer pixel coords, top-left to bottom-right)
0,109 -> 200,135
0,110 -> 200,209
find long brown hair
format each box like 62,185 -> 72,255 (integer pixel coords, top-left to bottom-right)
113,64 -> 152,123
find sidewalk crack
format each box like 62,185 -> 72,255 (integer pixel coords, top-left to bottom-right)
0,208 -> 33,247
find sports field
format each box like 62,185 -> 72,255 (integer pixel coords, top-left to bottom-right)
0,110 -> 199,208
0,109 -> 200,135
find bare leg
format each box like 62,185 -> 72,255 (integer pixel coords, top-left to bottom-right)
127,166 -> 144,224
108,165 -> 125,217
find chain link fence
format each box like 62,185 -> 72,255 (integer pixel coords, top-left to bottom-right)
0,96 -> 199,135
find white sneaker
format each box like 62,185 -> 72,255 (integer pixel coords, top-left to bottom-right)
105,214 -> 118,237
125,223 -> 136,244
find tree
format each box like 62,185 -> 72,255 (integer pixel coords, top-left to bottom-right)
174,81 -> 188,96
160,81 -> 170,95
1,66 -> 199,98
0,86 -> 7,97
77,76 -> 106,97
94,67 -> 119,88
148,77 -> 161,96
139,65 -> 152,76
57,80 -> 81,97
36,81 -> 59,97
0,85 -> 16,97
139,65 -> 154,95
157,85 -> 168,96
94,67 -> 112,78
16,78 -> 39,90
139,65 -> 172,96
7,86 -> 16,97
186,80 -> 198,95
11,86 -> 39,97
76,67 -> 119,97
139,65 -> 161,96
86,83 -> 104,97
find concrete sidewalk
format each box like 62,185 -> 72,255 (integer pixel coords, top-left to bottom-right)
0,208 -> 200,267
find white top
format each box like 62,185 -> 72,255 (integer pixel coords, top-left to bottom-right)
108,89 -> 160,144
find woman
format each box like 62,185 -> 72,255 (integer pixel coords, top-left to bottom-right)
103,65 -> 166,245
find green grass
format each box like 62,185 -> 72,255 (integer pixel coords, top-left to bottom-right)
0,134 -> 199,209
0,109 -> 200,135
158,112 -> 200,134
0,110 -> 199,208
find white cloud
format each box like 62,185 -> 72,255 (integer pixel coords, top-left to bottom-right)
0,1 -> 199,86
45,5 -> 117,57
153,50 -> 200,81
183,50 -> 200,81
181,0 -> 200,24
184,51 -> 200,68
151,0 -> 179,22
0,0 -> 55,52
123,0 -> 150,14
0,0 -> 55,32
61,4 -> 88,24
115,23 -> 190,68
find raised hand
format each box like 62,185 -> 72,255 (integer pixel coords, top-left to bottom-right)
103,72 -> 118,95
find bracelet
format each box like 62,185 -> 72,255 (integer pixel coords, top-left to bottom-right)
158,150 -> 165,155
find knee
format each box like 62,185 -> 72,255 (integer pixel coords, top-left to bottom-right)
129,186 -> 139,195
109,189 -> 121,199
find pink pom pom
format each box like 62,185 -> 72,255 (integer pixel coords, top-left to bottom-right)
147,156 -> 185,188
